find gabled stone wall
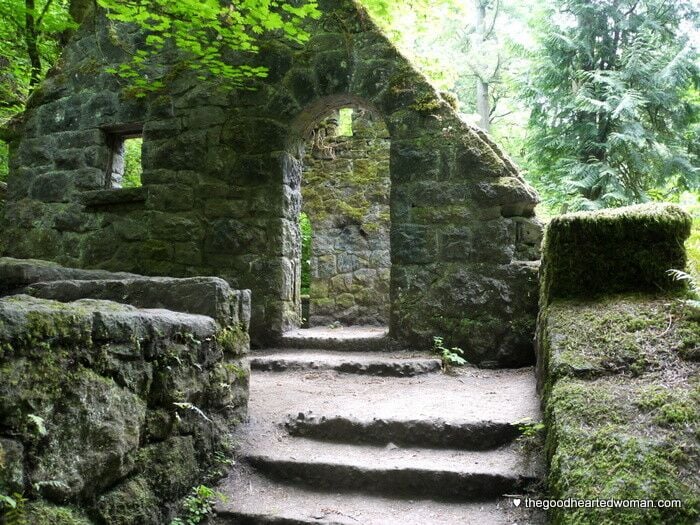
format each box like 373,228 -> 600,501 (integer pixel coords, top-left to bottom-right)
302,110 -> 390,326
2,0 -> 542,365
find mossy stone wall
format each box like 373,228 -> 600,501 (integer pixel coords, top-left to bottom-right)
0,293 -> 250,524
540,203 -> 692,303
1,0 -> 542,364
536,204 -> 698,523
302,109 -> 390,326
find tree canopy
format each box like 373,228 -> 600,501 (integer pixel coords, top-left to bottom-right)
523,0 -> 699,211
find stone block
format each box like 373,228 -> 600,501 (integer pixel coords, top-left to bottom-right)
391,224 -> 436,264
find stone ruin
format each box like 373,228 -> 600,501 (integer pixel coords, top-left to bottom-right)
0,0 -> 542,366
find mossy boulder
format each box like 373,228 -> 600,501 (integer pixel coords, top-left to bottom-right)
24,501 -> 92,525
94,476 -> 161,525
540,203 -> 692,302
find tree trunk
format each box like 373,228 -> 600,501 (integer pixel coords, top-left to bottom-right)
25,0 -> 42,87
474,0 -> 490,132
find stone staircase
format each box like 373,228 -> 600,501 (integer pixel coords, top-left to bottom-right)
214,328 -> 545,525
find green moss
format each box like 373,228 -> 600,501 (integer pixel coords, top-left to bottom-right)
24,501 -> 92,525
541,203 -> 692,302
95,476 -> 160,525
548,425 -> 699,524
545,376 -> 700,524
542,295 -> 692,383
138,437 -> 199,501
215,325 -> 249,357
636,385 -> 699,427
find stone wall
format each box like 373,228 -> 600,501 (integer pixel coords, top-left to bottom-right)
1,0 -> 543,365
536,204 -> 699,523
0,259 -> 250,524
302,109 -> 390,326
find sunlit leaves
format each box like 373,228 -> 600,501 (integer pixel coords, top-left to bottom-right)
97,0 -> 320,95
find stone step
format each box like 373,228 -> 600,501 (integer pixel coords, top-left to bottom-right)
248,367 -> 540,426
238,437 -> 541,501
250,350 -> 441,377
284,413 -> 521,450
278,326 -> 389,352
214,471 -> 545,524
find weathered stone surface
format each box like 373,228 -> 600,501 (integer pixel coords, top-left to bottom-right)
94,476 -> 161,525
302,110 -> 391,327
0,287 -> 249,522
26,277 -> 250,328
0,256 -> 136,293
540,203 -> 691,302
0,438 -> 24,494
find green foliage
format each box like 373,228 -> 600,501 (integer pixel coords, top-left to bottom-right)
26,413 -> 47,436
0,141 -> 8,182
122,138 -> 143,188
299,211 -> 312,296
0,492 -> 26,525
431,336 -> 467,370
98,0 -> 321,96
0,0 -> 76,118
524,0 -> 700,211
170,485 -> 224,525
215,325 -> 249,357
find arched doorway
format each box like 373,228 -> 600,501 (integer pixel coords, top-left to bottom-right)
299,106 -> 390,329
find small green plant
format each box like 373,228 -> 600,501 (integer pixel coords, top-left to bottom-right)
1,492 -> 27,525
515,418 -> 546,457
432,336 -> 467,370
170,485 -> 225,525
173,402 -> 211,423
27,414 -> 47,437
668,269 -> 700,319
668,269 -> 699,297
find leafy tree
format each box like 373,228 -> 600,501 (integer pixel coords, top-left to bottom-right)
524,0 -> 699,212
98,0 -> 320,96
0,0 -> 75,117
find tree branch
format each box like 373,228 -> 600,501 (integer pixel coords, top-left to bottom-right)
485,0 -> 500,40
36,0 -> 55,28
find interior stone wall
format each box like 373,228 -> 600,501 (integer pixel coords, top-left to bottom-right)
1,0 -> 543,365
302,109 -> 390,326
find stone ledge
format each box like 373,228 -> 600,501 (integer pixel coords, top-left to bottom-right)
540,203 -> 692,301
0,257 -> 252,329
80,186 -> 147,208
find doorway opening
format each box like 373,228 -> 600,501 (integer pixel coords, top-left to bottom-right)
298,107 -> 391,330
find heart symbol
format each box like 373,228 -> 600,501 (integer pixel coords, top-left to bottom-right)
513,499 -> 521,507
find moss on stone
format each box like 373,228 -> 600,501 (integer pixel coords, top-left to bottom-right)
216,325 -> 249,357
546,377 -> 700,524
541,203 -> 692,302
94,476 -> 160,525
24,501 -> 93,525
539,295 -> 698,392
539,292 -> 700,524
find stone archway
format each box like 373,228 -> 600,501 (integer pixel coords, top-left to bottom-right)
1,0 -> 542,365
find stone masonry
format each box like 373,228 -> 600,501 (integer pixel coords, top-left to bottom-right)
302,109 -> 390,327
1,0 -> 543,366
0,258 -> 251,524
